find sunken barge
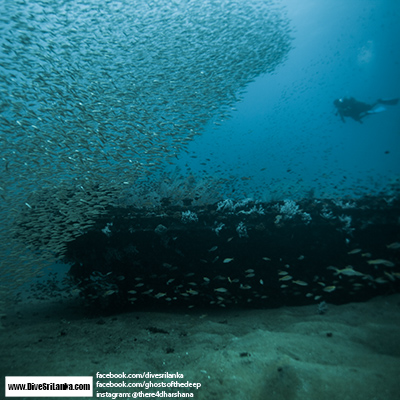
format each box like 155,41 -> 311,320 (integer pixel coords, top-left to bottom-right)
64,196 -> 400,309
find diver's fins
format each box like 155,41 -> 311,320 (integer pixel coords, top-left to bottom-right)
367,105 -> 386,114
377,98 -> 399,106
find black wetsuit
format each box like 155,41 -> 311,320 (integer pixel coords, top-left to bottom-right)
334,97 -> 373,123
334,97 -> 399,123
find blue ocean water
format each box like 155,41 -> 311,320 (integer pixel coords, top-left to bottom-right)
0,0 -> 399,296
2,5 -> 400,398
172,0 -> 400,200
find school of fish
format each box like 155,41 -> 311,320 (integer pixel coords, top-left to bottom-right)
0,0 -> 292,300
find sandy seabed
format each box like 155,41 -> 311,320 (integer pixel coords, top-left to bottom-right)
1,294 -> 400,400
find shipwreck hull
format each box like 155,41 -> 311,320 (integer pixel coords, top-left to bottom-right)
65,197 -> 400,309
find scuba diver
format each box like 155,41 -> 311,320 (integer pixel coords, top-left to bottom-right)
333,97 -> 399,123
